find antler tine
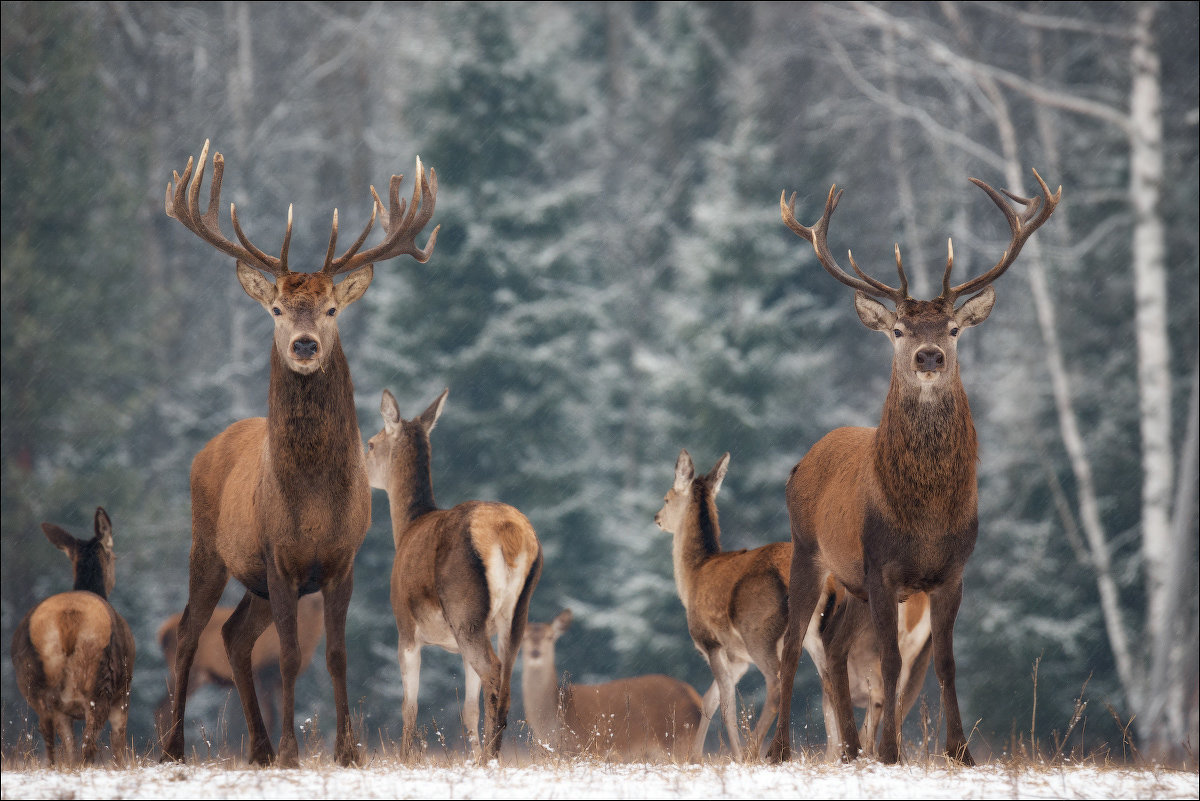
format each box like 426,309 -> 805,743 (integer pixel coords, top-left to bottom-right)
948,168 -> 1061,301
941,238 -> 955,298
327,157 -> 440,276
781,185 -> 907,303
164,140 -> 288,276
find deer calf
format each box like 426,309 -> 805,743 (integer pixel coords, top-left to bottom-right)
155,593 -> 324,743
521,609 -> 704,762
11,508 -> 136,766
366,388 -> 542,760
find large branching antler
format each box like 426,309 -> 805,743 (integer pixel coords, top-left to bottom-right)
165,140 -> 292,276
322,157 -> 440,276
940,168 -> 1061,303
781,185 -> 910,305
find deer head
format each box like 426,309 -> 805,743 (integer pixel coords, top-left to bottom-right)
521,609 -> 573,668
365,388 -> 448,492
782,170 -> 1061,393
653,449 -> 729,534
165,140 -> 439,375
41,507 -> 115,598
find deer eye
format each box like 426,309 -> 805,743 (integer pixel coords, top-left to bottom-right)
950,327 -> 960,337
272,307 -> 282,317
893,329 -> 903,338
327,307 -> 337,317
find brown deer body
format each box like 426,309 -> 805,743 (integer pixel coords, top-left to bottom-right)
654,450 -> 793,761
154,593 -> 324,741
767,171 -> 1060,765
521,609 -> 704,762
11,508 -> 136,766
366,389 -> 542,760
160,141 -> 438,767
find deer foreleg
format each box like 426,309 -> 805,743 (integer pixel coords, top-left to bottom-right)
223,591 -> 275,765
866,572 -> 902,764
930,576 -> 974,766
161,542 -> 227,763
322,574 -> 360,767
766,538 -> 823,763
266,569 -> 301,768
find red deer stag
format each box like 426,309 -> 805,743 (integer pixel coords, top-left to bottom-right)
11,508 -> 136,766
365,388 -> 542,760
767,170 -> 1060,765
521,609 -> 704,762
154,593 -> 324,742
160,140 -> 438,767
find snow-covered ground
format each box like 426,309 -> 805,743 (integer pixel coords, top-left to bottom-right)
2,760 -> 1197,800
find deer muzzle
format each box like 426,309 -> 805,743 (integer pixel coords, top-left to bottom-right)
914,346 -> 946,373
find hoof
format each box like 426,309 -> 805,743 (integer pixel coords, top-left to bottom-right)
949,743 -> 975,766
764,738 -> 790,764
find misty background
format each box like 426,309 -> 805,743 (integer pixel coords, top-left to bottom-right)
2,1 -> 1197,762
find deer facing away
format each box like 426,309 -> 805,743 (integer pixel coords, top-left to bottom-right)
767,170 -> 1060,765
11,508 -> 136,766
154,593 -> 324,743
366,388 -> 543,760
521,609 -> 704,762
159,140 -> 439,767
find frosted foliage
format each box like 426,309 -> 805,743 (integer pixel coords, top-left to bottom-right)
1,1 -> 1197,764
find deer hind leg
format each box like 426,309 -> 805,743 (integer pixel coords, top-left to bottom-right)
108,702 -> 129,766
495,553 -> 539,758
705,649 -> 749,761
930,576 -> 974,766
457,637 -> 502,761
222,591 -> 275,765
53,713 -> 76,766
162,539 -> 228,762
397,641 -> 422,760
766,538 -> 824,763
37,714 -> 57,767
693,681 -> 720,761
461,659 -> 484,758
81,700 -> 108,765
322,574 -> 361,767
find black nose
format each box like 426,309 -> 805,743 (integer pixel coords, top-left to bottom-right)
293,338 -> 319,359
915,347 -> 945,371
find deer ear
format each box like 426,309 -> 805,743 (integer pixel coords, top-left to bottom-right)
854,291 -> 896,333
93,507 -> 113,550
552,609 -> 574,637
334,264 -> 374,307
954,286 -> 995,329
707,453 -> 731,496
419,388 -> 449,434
236,261 -> 277,306
41,523 -> 78,555
673,449 -> 695,493
380,389 -> 402,430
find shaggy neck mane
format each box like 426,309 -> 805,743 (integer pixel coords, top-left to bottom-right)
267,343 -> 359,494
875,371 -> 978,531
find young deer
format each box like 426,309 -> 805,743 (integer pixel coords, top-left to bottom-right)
160,141 -> 438,767
366,388 -> 543,760
767,171 -> 1060,765
654,450 -> 791,761
154,593 -> 324,743
656,451 -> 932,761
521,609 -> 704,762
11,508 -> 136,766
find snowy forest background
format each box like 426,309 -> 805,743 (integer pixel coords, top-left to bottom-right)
2,1 -> 1197,763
